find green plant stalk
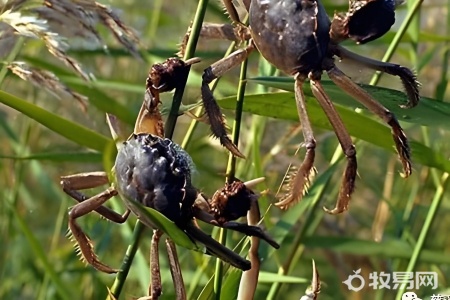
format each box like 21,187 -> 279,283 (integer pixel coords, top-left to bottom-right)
181,41 -> 237,150
370,0 -> 424,85
394,170 -> 448,300
241,58 -> 276,179
165,0 -> 209,138
187,257 -> 210,299
37,198 -> 70,300
109,1 -> 209,298
214,51 -> 249,300
190,36 -> 254,298
375,170 -> 421,300
148,0 -> 164,40
434,0 -> 450,100
109,221 -> 146,299
181,14 -> 250,151
213,227 -> 228,300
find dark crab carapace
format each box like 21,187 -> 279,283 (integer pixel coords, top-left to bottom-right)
198,0 -> 419,214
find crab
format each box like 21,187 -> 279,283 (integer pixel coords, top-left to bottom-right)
195,0 -> 419,214
60,58 -> 279,299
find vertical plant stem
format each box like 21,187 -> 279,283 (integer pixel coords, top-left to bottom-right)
214,46 -> 249,300
165,0 -> 210,138
147,0 -> 164,40
435,0 -> 450,100
213,227 -> 227,300
109,1 -> 209,298
181,41 -> 237,150
108,221 -> 146,299
225,60 -> 248,180
394,171 -> 448,299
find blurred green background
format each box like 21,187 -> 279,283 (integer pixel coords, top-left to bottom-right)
0,0 -> 449,299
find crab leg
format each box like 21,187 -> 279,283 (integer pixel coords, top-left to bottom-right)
309,71 -> 357,215
184,222 -> 251,270
148,230 -> 163,300
193,208 -> 279,248
199,23 -> 250,42
165,239 -> 186,300
327,65 -> 411,177
276,74 -> 317,209
201,43 -> 255,158
61,172 -> 131,273
334,45 -> 419,108
66,186 -> 120,273
221,0 -> 250,21
61,172 -> 131,223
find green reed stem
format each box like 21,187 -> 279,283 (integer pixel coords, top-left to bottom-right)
214,46 -> 249,300
181,41 -> 237,149
165,0 -> 209,138
109,222 -> 146,299
109,1 -> 209,298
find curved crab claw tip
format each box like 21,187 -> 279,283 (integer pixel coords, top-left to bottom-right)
243,177 -> 265,189
184,57 -> 201,66
322,205 -> 348,215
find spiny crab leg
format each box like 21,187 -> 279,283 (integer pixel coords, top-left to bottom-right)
276,74 -> 317,210
201,43 -> 256,158
333,45 -> 420,108
222,0 -> 250,23
326,65 -> 412,177
309,70 -> 357,215
61,172 -> 131,274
